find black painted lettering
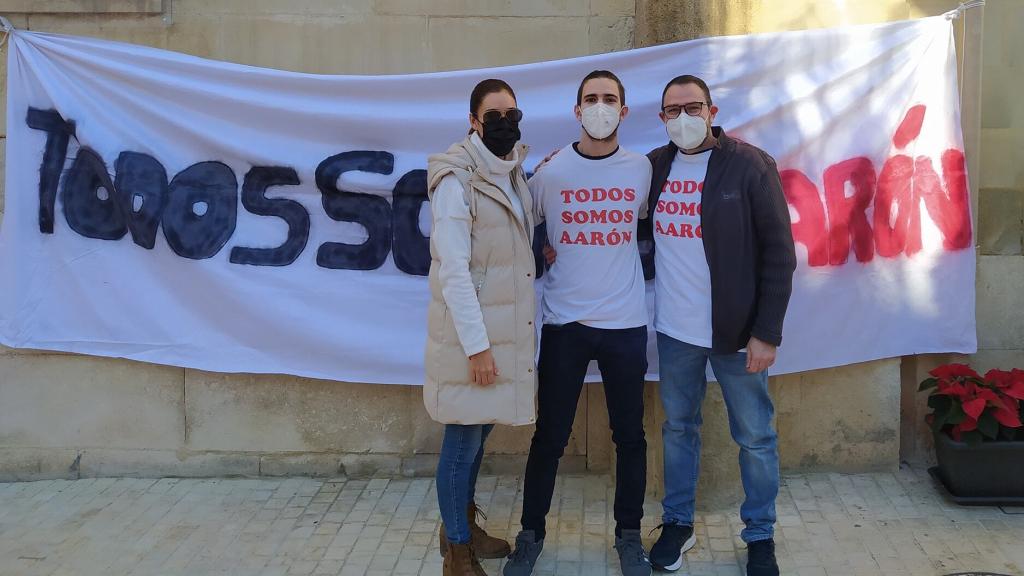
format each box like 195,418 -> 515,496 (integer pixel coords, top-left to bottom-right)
62,148 -> 127,240
391,169 -> 429,276
26,108 -> 75,234
230,166 -> 309,266
315,151 -> 393,270
113,152 -> 167,249
162,161 -> 237,259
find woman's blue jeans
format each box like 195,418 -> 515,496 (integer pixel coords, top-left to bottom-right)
436,423 -> 494,543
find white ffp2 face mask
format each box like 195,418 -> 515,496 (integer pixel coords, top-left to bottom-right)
581,103 -> 621,140
666,114 -> 709,150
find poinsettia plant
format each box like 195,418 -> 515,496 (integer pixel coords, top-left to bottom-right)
919,364 -> 1024,444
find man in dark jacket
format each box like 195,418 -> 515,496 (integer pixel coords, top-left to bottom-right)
641,75 -> 796,576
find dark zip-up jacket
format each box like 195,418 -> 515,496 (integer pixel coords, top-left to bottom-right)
638,127 -> 796,353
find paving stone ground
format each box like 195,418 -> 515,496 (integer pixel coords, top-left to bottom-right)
1,465 -> 1021,576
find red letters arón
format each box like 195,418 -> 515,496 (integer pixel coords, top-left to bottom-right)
780,105 -> 972,267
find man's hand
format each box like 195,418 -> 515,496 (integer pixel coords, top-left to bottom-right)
468,348 -> 500,386
745,336 -> 776,374
532,148 -> 561,174
542,243 -> 557,266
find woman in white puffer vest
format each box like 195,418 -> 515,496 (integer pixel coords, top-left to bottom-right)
425,79 -> 538,576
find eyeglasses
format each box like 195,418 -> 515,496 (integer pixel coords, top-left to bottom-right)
662,102 -> 707,119
476,108 -> 524,123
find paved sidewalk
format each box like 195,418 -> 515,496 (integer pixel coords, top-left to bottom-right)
1,465 -> 1021,576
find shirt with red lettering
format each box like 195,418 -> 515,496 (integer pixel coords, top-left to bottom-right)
653,150 -> 713,347
529,144 -> 651,329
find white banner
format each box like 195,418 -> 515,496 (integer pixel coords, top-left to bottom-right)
0,17 -> 976,385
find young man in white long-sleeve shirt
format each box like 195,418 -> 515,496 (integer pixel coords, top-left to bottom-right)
504,70 -> 653,576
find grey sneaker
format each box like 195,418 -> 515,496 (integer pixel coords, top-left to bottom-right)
614,529 -> 652,576
502,530 -> 544,576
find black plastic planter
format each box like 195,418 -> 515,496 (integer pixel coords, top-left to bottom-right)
930,431 -> 1024,505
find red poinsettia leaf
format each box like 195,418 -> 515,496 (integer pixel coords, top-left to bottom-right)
962,398 -> 986,421
993,405 -> 1023,428
986,369 -> 1013,388
1004,381 -> 1024,400
937,381 -> 969,398
931,363 -> 981,381
958,416 -> 979,432
976,388 -> 1000,402
950,426 -> 963,442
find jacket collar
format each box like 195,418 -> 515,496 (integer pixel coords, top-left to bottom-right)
469,132 -> 521,179
459,136 -> 533,237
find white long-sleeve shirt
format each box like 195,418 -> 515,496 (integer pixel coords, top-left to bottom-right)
431,134 -> 524,356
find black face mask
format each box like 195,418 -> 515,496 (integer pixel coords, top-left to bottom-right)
479,116 -> 521,158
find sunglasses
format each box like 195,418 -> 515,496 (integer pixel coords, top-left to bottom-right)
477,108 -> 524,123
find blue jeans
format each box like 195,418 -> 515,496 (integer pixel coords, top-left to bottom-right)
437,423 -> 494,544
657,332 -> 778,543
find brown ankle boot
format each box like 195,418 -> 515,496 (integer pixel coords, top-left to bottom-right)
443,540 -> 487,576
439,503 -> 512,559
467,502 -> 511,558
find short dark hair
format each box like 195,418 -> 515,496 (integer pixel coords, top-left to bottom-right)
661,75 -> 712,107
470,78 -> 516,117
577,70 -> 625,106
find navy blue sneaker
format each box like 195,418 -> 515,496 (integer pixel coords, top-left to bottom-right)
649,523 -> 696,572
746,539 -> 779,576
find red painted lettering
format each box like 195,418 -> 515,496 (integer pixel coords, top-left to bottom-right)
874,155 -> 916,258
918,150 -> 972,250
781,169 -> 829,267
824,157 -> 875,265
893,104 -> 926,150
